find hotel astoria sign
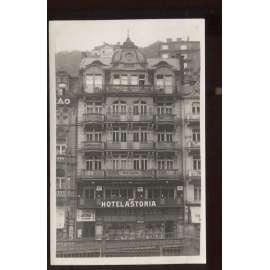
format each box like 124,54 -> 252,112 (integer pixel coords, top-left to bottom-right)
99,200 -> 157,208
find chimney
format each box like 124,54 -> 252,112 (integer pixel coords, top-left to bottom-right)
81,51 -> 87,58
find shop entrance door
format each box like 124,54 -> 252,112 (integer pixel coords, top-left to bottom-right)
82,222 -> 95,239
165,221 -> 175,239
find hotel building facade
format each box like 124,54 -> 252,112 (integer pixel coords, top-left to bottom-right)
55,36 -> 201,256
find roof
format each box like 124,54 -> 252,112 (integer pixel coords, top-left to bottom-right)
147,58 -> 180,70
80,56 -> 180,71
80,57 -> 112,70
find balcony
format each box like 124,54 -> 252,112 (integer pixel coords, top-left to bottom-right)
186,140 -> 200,153
106,141 -> 154,150
185,113 -> 200,124
154,87 -> 175,95
156,169 -> 180,178
188,170 -> 201,182
106,169 -> 155,178
106,113 -> 153,122
81,141 -> 104,151
156,142 -> 176,151
56,154 -> 66,162
106,84 -> 153,95
156,114 -> 175,122
79,169 -> 105,179
82,113 -> 104,123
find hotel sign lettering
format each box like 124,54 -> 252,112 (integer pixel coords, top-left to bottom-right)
99,200 -> 157,208
56,97 -> 72,105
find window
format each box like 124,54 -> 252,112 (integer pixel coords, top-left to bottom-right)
56,144 -> 66,155
158,159 -> 174,170
134,131 -> 148,142
86,102 -> 103,114
161,44 -> 169,50
113,74 -> 120,85
56,177 -> 65,189
162,53 -> 169,59
86,132 -> 102,142
139,74 -> 145,86
184,63 -> 188,69
156,74 -> 174,93
194,184 -> 201,201
113,129 -> 127,142
193,157 -> 201,171
156,74 -> 164,89
86,160 -> 102,171
180,44 -> 188,50
133,159 -> 147,170
158,132 -> 173,142
120,74 -> 128,85
131,75 -> 138,85
83,187 -> 95,200
192,129 -> 200,142
106,188 -> 133,199
182,54 -> 188,59
133,100 -> 147,115
112,100 -> 126,115
85,74 -> 102,93
192,102 -> 200,114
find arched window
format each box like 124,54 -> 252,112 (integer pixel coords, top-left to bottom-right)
133,100 -> 147,115
112,100 -> 127,114
192,102 -> 200,114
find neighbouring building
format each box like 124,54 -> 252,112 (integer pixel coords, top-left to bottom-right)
55,36 -> 201,257
55,70 -> 77,240
159,37 -> 200,85
89,42 -> 121,58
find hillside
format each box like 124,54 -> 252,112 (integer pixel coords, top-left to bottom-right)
54,41 -> 162,76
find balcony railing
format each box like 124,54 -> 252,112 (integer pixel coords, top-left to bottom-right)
156,114 -> 176,122
156,169 -> 180,178
80,169 -> 105,178
188,170 -> 201,178
106,84 -> 153,94
186,140 -> 200,149
83,113 -> 104,122
154,87 -> 175,95
81,141 -> 104,150
106,113 -> 153,122
156,142 -> 176,150
56,154 -> 66,161
106,169 -> 155,178
56,189 -> 76,198
185,113 -> 200,122
106,141 -> 154,150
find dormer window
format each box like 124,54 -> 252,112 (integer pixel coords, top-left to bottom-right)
156,74 -> 173,93
85,74 -> 102,93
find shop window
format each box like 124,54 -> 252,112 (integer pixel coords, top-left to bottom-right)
192,129 -> 200,142
192,102 -> 200,114
194,184 -> 201,201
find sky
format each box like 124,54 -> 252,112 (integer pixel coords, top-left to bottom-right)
51,19 -> 204,52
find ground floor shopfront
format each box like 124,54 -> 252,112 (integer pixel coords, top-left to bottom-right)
76,207 -> 184,240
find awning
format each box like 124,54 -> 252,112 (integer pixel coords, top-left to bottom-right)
190,206 -> 201,224
56,207 -> 65,229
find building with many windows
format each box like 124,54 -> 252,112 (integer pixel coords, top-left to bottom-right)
55,36 -> 201,257
159,37 -> 200,85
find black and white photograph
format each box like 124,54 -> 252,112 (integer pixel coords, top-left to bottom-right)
49,19 -> 205,265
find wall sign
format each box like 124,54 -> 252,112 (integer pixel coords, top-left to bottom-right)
99,200 -> 157,208
77,209 -> 95,222
57,97 -> 71,105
